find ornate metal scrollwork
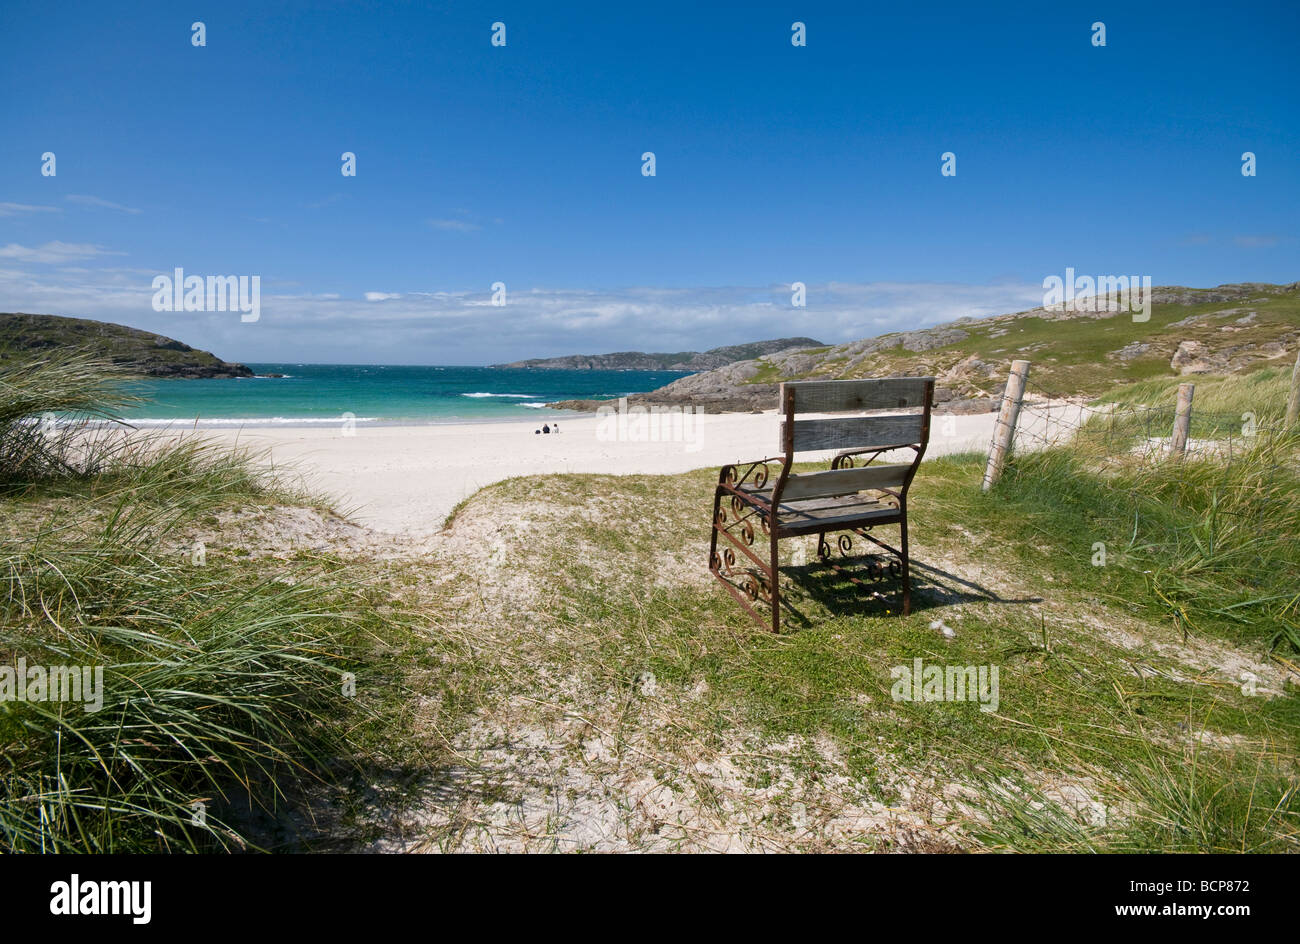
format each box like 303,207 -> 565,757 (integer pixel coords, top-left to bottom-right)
812,531 -> 904,584
818,532 -> 857,559
727,458 -> 773,491
711,547 -> 739,576
738,570 -> 771,604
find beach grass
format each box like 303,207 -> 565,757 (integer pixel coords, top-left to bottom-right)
0,355 -> 431,852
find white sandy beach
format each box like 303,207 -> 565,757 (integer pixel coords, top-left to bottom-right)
197,403 -> 1087,535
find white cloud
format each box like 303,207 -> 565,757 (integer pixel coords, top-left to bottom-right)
0,241 -> 125,264
0,266 -> 1045,365
426,218 -> 482,232
1234,234 -> 1280,248
0,202 -> 61,217
65,194 -> 142,214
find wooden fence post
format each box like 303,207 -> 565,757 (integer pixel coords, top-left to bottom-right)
1286,346 -> 1300,430
982,359 -> 1031,492
1170,382 -> 1194,458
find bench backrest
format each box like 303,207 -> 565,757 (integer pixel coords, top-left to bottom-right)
773,378 -> 934,501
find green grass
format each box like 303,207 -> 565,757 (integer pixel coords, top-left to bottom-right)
1094,365 -> 1292,434
989,440 -> 1300,652
434,455 -> 1289,852
0,355 -> 434,852
1036,368 -> 1300,651
409,365 -> 1298,850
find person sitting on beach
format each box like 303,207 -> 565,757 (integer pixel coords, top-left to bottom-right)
552,423 -> 559,433
542,424 -> 551,434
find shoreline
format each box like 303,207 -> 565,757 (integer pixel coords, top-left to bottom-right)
187,404 -> 1089,535
110,411 -> 591,429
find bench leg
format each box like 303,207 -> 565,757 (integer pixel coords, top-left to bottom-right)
708,487 -> 722,572
708,485 -> 779,632
769,532 -> 781,633
899,504 -> 912,616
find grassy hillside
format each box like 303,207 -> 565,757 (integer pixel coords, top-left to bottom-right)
638,282 -> 1300,412
0,313 -> 253,378
869,284 -> 1300,399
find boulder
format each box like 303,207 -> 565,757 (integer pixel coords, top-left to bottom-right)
1170,340 -> 1230,374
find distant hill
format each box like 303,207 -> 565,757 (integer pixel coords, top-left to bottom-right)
0,313 -> 253,378
491,337 -> 825,371
549,282 -> 1300,413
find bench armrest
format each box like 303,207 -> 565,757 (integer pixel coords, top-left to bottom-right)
719,456 -> 785,491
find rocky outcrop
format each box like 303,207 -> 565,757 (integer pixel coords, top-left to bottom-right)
1170,340 -> 1228,374
1153,282 -> 1300,306
1110,341 -> 1151,362
0,313 -> 253,378
1170,336 -> 1296,375
681,339 -> 826,370
622,360 -> 780,412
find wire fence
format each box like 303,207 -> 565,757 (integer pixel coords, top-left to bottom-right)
1009,374 -> 1291,472
987,366 -> 1300,652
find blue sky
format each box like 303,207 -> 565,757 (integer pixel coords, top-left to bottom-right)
1,0 -> 1296,364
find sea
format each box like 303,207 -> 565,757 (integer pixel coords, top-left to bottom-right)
116,364 -> 689,427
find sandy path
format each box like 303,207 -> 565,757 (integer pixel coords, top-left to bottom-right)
197,404 -> 1084,535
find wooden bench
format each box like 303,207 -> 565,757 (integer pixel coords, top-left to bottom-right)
708,377 -> 934,631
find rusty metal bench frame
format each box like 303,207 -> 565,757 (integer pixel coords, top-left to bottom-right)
708,377 -> 934,631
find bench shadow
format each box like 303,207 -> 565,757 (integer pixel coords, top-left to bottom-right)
777,555 -> 1042,629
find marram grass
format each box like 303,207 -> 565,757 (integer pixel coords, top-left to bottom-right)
0,355 -> 385,852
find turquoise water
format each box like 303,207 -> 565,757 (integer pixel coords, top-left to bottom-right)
118,364 -> 689,427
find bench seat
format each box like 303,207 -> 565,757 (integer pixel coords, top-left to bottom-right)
735,486 -> 902,535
